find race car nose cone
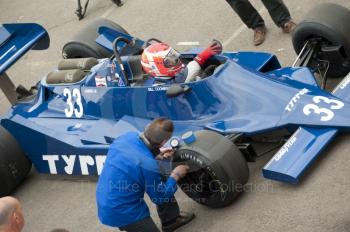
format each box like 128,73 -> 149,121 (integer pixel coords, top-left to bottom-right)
182,131 -> 196,144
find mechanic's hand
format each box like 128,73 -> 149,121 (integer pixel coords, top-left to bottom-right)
171,165 -> 190,181
155,147 -> 175,160
160,147 -> 175,159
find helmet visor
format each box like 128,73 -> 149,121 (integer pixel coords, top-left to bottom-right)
163,48 -> 181,68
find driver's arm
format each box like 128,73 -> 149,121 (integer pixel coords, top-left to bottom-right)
184,40 -> 223,83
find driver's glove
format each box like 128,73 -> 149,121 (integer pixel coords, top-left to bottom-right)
194,40 -> 223,66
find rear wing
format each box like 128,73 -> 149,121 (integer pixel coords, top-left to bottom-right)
0,23 -> 49,104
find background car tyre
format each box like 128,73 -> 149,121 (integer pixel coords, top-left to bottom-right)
172,130 -> 249,208
62,18 -> 129,59
292,3 -> 350,77
0,126 -> 32,197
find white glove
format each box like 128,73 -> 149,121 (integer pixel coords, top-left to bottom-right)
184,60 -> 201,83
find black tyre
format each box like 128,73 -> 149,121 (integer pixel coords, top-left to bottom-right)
0,126 -> 32,197
292,3 -> 350,77
172,130 -> 249,208
62,18 -> 129,59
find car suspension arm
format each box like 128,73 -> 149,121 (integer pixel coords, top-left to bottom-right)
292,41 -> 316,67
75,0 -> 124,20
75,0 -> 90,20
292,39 -> 331,89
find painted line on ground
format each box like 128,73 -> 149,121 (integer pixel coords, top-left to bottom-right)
101,5 -> 116,18
176,41 -> 200,46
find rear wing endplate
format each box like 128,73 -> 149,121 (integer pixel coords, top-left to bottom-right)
0,23 -> 49,105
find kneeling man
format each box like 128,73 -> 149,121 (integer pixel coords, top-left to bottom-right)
96,118 -> 194,232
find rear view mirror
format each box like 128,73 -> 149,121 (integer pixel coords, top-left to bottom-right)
166,84 -> 191,98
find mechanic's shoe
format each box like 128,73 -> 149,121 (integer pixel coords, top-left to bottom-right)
282,20 -> 297,33
111,0 -> 124,6
253,26 -> 267,46
162,212 -> 195,232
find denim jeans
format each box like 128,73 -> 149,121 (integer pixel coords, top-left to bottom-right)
119,159 -> 180,232
226,0 -> 292,28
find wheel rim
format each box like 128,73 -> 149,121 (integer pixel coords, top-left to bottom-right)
174,149 -> 222,199
301,36 -> 350,74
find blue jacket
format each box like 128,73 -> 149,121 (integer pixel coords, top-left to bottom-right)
96,132 -> 178,227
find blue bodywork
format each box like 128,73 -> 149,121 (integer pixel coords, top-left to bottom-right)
1,23 -> 350,184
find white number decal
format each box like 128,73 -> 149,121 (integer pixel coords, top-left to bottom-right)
303,96 -> 344,121
73,88 -> 84,118
303,104 -> 334,122
63,88 -> 74,118
312,96 -> 344,110
64,88 -> 83,118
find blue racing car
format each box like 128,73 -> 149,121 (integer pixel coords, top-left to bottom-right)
1,3 -> 350,208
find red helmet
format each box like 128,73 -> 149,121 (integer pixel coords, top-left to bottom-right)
141,43 -> 183,78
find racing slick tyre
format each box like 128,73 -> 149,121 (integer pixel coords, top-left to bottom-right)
292,3 -> 350,77
172,130 -> 249,208
0,126 -> 32,197
62,18 -> 129,59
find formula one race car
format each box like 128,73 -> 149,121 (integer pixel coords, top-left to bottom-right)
1,3 -> 350,208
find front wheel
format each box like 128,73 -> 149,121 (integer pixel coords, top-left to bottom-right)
0,126 -> 32,196
292,3 -> 350,77
172,130 -> 249,208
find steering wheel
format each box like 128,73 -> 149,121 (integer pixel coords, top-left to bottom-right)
111,36 -> 135,85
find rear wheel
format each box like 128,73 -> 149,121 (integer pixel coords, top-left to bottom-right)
292,3 -> 350,77
0,126 -> 32,196
62,18 -> 129,59
172,130 -> 249,208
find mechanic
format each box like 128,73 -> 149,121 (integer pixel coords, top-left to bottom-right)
141,40 -> 223,83
225,0 -> 296,46
96,118 -> 194,232
0,197 -> 25,232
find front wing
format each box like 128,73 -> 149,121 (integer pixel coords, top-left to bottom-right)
263,73 -> 350,184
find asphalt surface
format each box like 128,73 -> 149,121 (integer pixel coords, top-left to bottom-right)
1,0 -> 350,231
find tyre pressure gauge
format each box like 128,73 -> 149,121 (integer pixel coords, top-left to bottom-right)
170,138 -> 180,149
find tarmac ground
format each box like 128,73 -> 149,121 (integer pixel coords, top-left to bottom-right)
1,0 -> 350,231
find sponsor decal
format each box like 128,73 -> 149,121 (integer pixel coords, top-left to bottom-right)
285,88 -> 310,112
95,75 -> 107,87
110,62 -> 116,74
264,129 -> 301,168
118,75 -> 126,87
273,129 -> 300,162
42,155 -> 106,175
84,89 -> 97,94
148,86 -> 169,92
64,73 -> 74,82
180,152 -> 204,166
179,152 -> 225,195
336,72 -> 350,91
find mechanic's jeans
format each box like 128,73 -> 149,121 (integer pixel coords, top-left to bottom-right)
156,197 -> 180,225
225,0 -> 291,28
119,198 -> 180,232
119,217 -> 159,232
157,160 -> 181,224
119,160 -> 180,232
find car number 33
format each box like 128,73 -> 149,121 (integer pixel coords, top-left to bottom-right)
303,96 -> 344,121
63,88 -> 84,118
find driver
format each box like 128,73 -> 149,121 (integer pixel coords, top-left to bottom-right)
141,40 -> 223,83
